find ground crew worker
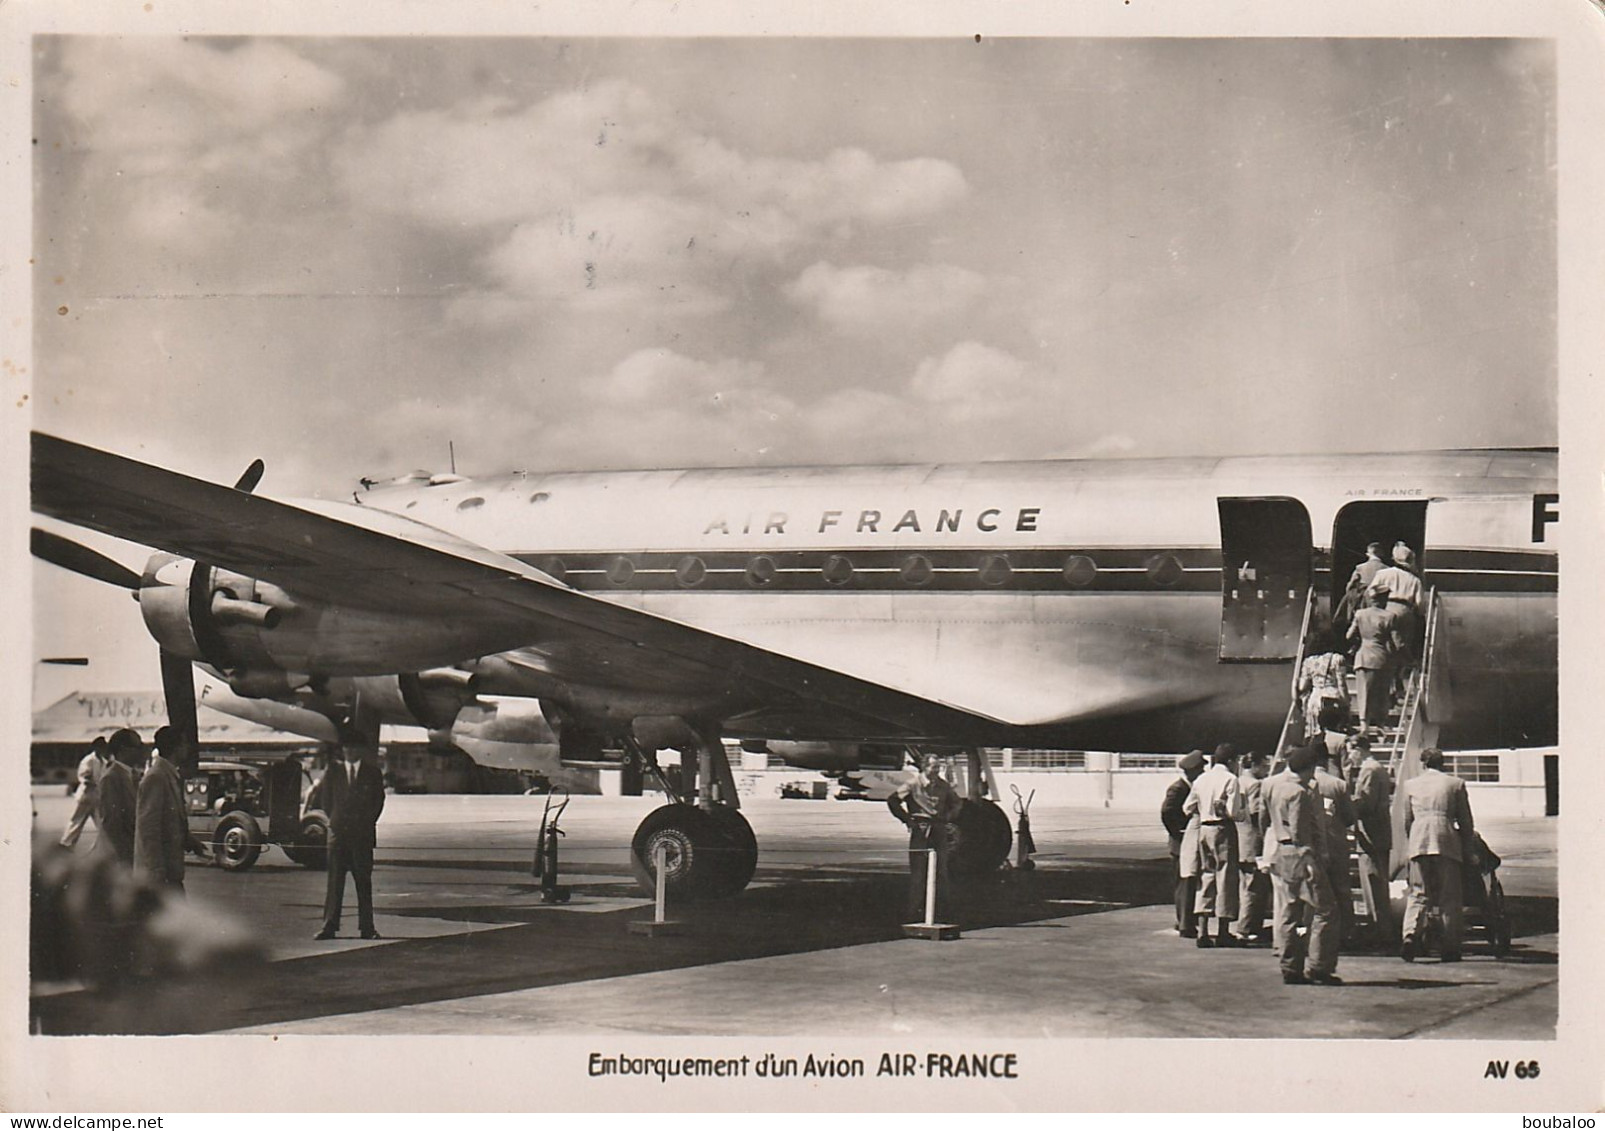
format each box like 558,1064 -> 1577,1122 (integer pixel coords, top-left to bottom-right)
1347,734 -> 1394,943
1160,750 -> 1207,938
887,753 -> 964,923
94,729 -> 142,865
1263,744 -> 1340,985
1184,744 -> 1244,947
1233,749 -> 1272,942
1402,748 -> 1475,962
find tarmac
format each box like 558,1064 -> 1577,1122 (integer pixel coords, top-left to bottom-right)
27,788 -> 1559,1040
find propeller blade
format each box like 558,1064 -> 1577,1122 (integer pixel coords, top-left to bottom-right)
31,528 -> 141,589
233,459 -> 265,494
160,648 -> 199,749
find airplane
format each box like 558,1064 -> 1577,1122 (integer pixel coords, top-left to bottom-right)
31,434 -> 1558,897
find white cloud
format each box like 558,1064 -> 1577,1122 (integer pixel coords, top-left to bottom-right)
910,340 -> 1036,406
785,262 -> 988,335
341,80 -> 969,312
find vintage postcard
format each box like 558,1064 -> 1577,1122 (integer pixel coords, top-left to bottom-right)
2,0 -> 1601,1114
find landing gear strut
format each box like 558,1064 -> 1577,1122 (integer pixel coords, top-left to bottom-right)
626,727 -> 758,901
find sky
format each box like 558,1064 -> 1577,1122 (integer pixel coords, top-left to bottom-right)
26,36 -> 1556,699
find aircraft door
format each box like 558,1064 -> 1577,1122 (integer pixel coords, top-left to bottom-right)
1217,497 -> 1312,661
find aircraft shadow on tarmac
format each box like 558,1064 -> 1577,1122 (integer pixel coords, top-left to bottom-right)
28,860 -> 1556,1036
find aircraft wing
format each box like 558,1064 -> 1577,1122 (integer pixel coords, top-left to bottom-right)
32,433 -> 998,738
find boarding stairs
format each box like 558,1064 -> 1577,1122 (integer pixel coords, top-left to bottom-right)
1273,586 -> 1446,939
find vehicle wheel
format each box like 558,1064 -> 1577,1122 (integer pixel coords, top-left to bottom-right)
947,799 -> 1013,879
630,804 -> 757,901
212,812 -> 264,872
282,812 -> 329,870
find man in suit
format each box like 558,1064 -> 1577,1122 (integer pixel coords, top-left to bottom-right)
60,736 -> 110,848
1335,542 -> 1388,636
1402,747 -> 1475,962
1183,744 -> 1244,948
94,727 -> 142,865
1347,588 -> 1402,732
134,726 -> 195,891
1347,734 -> 1395,942
1233,749 -> 1273,942
1312,748 -> 1359,946
1263,744 -> 1340,985
316,735 -> 388,940
1160,750 -> 1207,938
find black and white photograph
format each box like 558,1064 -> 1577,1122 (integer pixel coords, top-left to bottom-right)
4,0 -> 1603,1115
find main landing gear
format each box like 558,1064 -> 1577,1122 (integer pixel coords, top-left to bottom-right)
625,727 -> 758,901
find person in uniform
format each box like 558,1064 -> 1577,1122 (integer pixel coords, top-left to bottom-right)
1184,744 -> 1244,947
1263,744 -> 1340,985
1347,588 -> 1402,732
316,734 -> 389,940
94,728 -> 142,866
1233,749 -> 1273,942
1160,750 -> 1207,938
1347,734 -> 1394,943
1312,748 -> 1359,946
1401,747 -> 1475,962
134,726 -> 195,892
60,736 -> 111,849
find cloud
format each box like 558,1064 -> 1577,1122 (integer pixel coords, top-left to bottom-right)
785,262 -> 989,335
910,340 -> 1036,407
59,39 -> 345,175
341,80 -> 969,312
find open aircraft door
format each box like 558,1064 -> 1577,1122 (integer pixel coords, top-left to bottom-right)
1217,497 -> 1312,661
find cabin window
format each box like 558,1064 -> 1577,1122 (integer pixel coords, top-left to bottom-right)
746,556 -> 777,587
823,554 -> 854,586
900,554 -> 934,586
979,554 -> 1012,587
675,556 -> 707,588
542,558 -> 567,583
606,556 -> 636,586
1062,554 -> 1097,587
1146,553 -> 1184,588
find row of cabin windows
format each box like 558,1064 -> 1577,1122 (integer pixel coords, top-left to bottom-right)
537,552 -> 1192,589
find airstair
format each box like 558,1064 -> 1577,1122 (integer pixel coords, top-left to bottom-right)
1273,586 -> 1448,937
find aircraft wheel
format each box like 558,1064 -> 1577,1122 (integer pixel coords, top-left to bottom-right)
705,806 -> 758,897
947,799 -> 1012,879
631,804 -> 757,901
213,812 -> 264,872
282,812 -> 329,870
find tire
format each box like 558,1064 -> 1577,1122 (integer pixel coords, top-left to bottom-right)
947,799 -> 1013,879
282,812 -> 329,870
212,811 -> 264,872
630,804 -> 758,901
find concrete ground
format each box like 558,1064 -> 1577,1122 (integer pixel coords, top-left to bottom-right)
28,789 -> 1558,1039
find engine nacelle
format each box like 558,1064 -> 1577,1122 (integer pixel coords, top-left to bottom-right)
138,552 -> 519,677
760,741 -> 907,772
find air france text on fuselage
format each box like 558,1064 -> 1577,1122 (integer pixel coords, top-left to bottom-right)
701,507 -> 1044,537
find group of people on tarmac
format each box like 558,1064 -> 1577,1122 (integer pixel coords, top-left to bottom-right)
57,725 -> 199,889
1163,735 -> 1479,986
1312,540 -> 1430,733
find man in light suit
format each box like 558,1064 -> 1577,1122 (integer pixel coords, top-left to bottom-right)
1264,744 -> 1340,985
1160,750 -> 1207,938
1402,747 -> 1475,962
134,726 -> 195,892
1347,589 -> 1402,731
315,735 -> 388,940
1232,749 -> 1272,942
60,736 -> 110,848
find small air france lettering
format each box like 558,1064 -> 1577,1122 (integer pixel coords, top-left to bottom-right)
702,508 -> 1042,537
